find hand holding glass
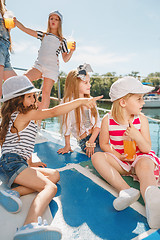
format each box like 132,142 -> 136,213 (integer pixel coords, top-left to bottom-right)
4,18 -> 15,29
123,138 -> 136,160
67,41 -> 76,50
4,11 -> 15,29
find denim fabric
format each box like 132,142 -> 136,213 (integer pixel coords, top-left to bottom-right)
0,39 -> 12,70
78,134 -> 102,154
0,153 -> 28,188
0,18 -> 10,42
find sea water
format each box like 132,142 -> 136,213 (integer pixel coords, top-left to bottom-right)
43,102 -> 160,157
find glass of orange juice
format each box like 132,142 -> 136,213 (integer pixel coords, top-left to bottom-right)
123,137 -> 136,160
4,18 -> 15,29
4,11 -> 15,29
67,41 -> 75,50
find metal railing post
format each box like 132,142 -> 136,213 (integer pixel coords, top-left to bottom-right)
57,76 -> 61,101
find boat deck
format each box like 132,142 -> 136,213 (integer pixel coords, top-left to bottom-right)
0,129 -> 160,239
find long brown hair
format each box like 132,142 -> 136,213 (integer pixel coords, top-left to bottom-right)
0,95 -> 37,146
62,70 -> 98,136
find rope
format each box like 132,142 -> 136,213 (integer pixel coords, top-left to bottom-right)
97,107 -> 110,112
146,116 -> 160,123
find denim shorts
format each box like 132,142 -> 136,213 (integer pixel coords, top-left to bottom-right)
0,38 -> 12,71
0,153 -> 28,188
78,134 -> 103,154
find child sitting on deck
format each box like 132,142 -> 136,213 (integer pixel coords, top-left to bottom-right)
0,75 -> 102,240
91,76 -> 160,229
57,63 -> 102,158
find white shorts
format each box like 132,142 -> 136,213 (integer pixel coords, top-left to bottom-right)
33,61 -> 59,82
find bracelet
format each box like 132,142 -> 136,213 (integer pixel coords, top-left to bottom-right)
86,141 -> 96,148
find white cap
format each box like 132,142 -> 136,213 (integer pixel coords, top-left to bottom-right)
49,10 -> 63,22
109,76 -> 155,102
1,76 -> 41,102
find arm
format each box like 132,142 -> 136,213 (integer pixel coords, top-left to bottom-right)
125,113 -> 151,153
86,127 -> 100,158
57,135 -> 73,154
99,115 -> 125,160
62,49 -> 75,63
14,17 -> 37,38
62,41 -> 76,63
23,96 -> 103,122
99,114 -> 114,153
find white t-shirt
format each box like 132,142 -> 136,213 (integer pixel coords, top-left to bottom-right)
36,31 -> 68,67
62,103 -> 101,139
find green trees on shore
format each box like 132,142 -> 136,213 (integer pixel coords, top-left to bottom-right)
33,71 -> 160,100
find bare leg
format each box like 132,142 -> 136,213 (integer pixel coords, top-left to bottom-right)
134,157 -> 157,201
92,152 -> 140,210
25,68 -> 42,82
0,67 -> 17,97
39,77 -> 55,110
135,157 -> 160,228
12,168 -> 60,196
14,167 -> 59,225
3,69 -> 17,80
91,152 -> 130,192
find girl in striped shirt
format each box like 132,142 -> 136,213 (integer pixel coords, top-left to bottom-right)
91,76 -> 160,229
0,75 -> 101,240
14,10 -> 75,110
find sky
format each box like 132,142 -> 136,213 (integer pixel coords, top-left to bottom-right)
6,0 -> 160,77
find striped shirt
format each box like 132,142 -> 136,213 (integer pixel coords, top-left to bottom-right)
37,31 -> 68,57
107,112 -> 160,175
1,112 -> 37,161
108,113 -> 141,154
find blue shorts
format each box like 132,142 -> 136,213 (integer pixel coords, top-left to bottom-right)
78,134 -> 103,154
0,153 -> 28,188
0,38 -> 13,71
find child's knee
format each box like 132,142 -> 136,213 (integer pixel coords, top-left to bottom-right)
54,170 -> 60,182
91,152 -> 103,165
49,169 -> 60,183
135,157 -> 155,172
45,181 -> 58,196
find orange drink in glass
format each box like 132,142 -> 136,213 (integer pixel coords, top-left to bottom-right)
67,41 -> 75,50
123,139 -> 136,160
4,18 -> 15,29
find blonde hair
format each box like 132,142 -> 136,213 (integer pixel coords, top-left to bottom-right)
62,70 -> 98,136
111,93 -> 134,122
0,0 -> 6,16
47,14 -> 63,40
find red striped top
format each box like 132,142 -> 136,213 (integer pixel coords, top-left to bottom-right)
108,113 -> 141,154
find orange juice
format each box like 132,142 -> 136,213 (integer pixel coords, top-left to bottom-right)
123,140 -> 136,160
4,18 -> 15,29
67,41 -> 75,50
